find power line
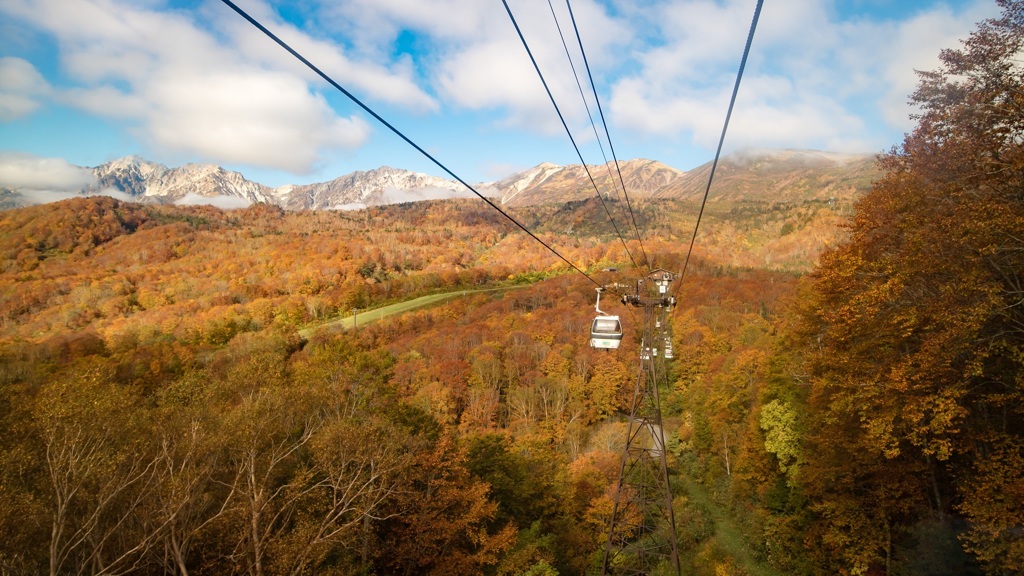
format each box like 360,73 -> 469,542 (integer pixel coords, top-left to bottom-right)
564,0 -> 650,272
217,0 -> 606,290
501,0 -> 642,273
674,0 -> 764,303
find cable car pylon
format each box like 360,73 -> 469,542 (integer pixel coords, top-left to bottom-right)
602,269 -> 680,576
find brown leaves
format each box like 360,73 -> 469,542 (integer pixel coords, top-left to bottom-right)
794,2 -> 1024,572
958,438 -> 1024,572
378,434 -> 515,576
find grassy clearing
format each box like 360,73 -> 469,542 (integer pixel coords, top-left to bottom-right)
299,285 -> 527,339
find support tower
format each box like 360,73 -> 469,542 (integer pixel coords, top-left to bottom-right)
602,269 -> 680,576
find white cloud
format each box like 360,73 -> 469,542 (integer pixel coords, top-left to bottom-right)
93,187 -> 138,202
218,0 -> 437,112
17,188 -> 138,206
312,0 -> 628,134
0,153 -> 128,206
435,38 -> 552,123
727,98 -> 866,151
647,0 -> 769,75
312,0 -> 501,51
0,0 -> 433,174
0,57 -> 50,120
333,202 -> 367,211
375,184 -> 474,205
329,184 -> 476,209
8,189 -> 75,205
4,189 -> 129,206
0,152 -> 96,190
142,69 -> 371,172
874,3 -> 996,129
608,0 -> 998,153
61,85 -> 147,119
0,0 -> 1004,178
175,192 -> 252,209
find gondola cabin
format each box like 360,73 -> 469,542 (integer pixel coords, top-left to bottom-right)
590,315 -> 623,349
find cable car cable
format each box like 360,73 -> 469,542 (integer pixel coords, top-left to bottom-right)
545,0 -> 640,271
545,0 -> 601,158
502,0 -> 642,273
218,0 -> 609,291
564,0 -> 650,272
673,0 -> 764,305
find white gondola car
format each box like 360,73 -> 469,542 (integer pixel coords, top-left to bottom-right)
590,315 -> 623,349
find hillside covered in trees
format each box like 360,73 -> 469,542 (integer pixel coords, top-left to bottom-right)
2,2 -> 1024,575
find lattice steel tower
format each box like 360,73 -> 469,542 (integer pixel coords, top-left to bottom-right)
602,269 -> 680,576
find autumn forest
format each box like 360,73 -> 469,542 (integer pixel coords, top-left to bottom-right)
2,3 -> 1024,576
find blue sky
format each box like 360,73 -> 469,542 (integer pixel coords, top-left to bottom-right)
0,0 -> 999,191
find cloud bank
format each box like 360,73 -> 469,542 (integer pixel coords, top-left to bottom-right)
175,192 -> 252,209
0,153 -> 114,206
607,0 -> 996,153
0,0 -> 1000,178
0,57 -> 50,120
0,152 -> 95,190
0,0 -> 435,174
297,0 -> 997,154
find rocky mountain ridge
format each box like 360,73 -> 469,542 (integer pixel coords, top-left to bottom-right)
1,149 -> 880,211
93,157 -> 276,204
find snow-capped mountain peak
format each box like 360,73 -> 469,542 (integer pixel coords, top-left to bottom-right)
90,159 -> 273,205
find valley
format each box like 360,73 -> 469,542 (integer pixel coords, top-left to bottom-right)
0,132 -> 1020,575
0,173 -> 858,575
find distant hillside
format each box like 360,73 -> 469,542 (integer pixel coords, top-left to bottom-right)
491,149 -> 878,207
665,149 -> 879,202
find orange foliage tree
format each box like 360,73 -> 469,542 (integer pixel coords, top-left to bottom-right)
798,2 -> 1024,572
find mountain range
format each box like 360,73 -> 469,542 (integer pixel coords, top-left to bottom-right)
0,149 -> 879,211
